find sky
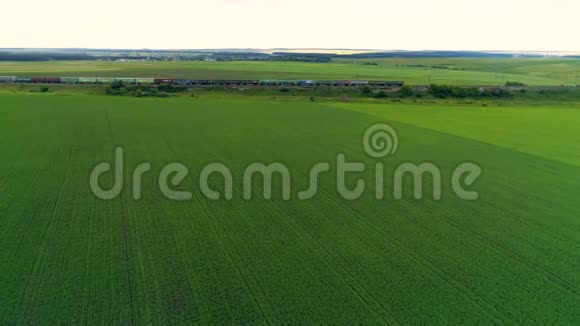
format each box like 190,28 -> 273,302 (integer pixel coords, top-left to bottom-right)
2,0 -> 579,51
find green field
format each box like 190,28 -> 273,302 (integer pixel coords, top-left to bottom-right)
1,58 -> 579,85
1,93 -> 579,323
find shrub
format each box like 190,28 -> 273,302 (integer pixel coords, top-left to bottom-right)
505,81 -> 526,87
374,91 -> 387,98
430,84 -> 500,99
400,85 -> 414,97
360,85 -> 372,95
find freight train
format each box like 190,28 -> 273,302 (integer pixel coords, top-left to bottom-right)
0,76 -> 404,88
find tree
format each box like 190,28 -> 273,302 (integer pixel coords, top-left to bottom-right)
360,85 -> 372,95
400,85 -> 413,97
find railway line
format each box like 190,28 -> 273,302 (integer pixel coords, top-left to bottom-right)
0,76 -> 404,88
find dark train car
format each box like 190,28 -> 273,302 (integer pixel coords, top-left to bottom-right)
279,80 -> 297,86
173,79 -> 193,85
297,80 -> 315,86
259,80 -> 278,86
241,80 -> 259,86
224,80 -> 243,86
350,80 -> 369,87
31,77 -> 61,83
316,81 -> 334,86
386,81 -> 405,87
154,78 -> 175,84
370,81 -> 404,87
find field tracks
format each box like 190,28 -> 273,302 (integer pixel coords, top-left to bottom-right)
263,123 -> 509,323
162,137 -> 272,324
426,203 -> 580,297
0,147 -> 50,249
15,146 -> 74,323
201,142 -> 400,325
104,109 -> 137,325
315,117 -> 580,298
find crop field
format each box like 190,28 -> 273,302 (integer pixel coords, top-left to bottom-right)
1,94 -> 580,323
0,58 -> 578,85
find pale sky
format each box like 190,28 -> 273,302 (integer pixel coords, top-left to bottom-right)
2,0 -> 579,51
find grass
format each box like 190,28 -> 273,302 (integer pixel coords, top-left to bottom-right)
0,58 -> 578,85
334,101 -> 580,166
1,93 -> 579,323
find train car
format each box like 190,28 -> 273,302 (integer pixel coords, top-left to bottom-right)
96,77 -> 115,84
240,80 -> 259,86
279,80 -> 297,86
334,80 -> 348,87
369,81 -> 386,87
115,78 -> 136,84
316,80 -> 334,86
350,80 -> 369,87
259,80 -> 277,86
370,81 -> 404,87
224,80 -> 243,86
173,79 -> 193,85
61,77 -> 80,84
386,81 -> 404,87
30,77 -> 48,83
154,78 -> 175,84
79,77 -> 98,84
153,78 -> 170,84
297,80 -> 315,86
190,80 -> 207,85
31,77 -> 60,83
0,76 -> 16,83
136,78 -> 155,85
15,77 -> 32,83
210,80 -> 226,86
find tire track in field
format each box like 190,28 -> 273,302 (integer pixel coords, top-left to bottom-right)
162,138 -> 271,325
203,145 -> 398,325
17,146 -> 74,324
155,193 -> 206,323
330,105 -> 580,244
288,165 -> 504,323
1,159 -> 49,320
296,115 -> 580,304
135,142 -> 204,323
0,144 -> 41,209
424,201 -> 580,298
209,114 -> 496,322
257,123 -> 508,323
104,108 -> 136,326
310,185 -> 509,323
0,149 -> 51,250
81,186 -> 97,324
252,190 -> 399,325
